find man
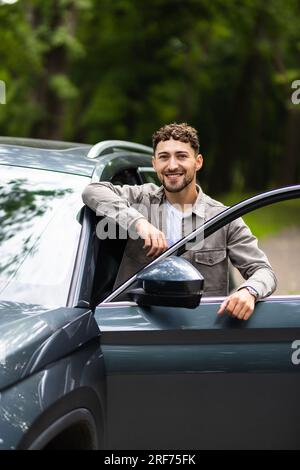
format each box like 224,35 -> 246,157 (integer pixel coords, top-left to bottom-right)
82,123 -> 277,320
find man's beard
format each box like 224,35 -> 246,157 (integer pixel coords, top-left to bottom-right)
161,172 -> 194,193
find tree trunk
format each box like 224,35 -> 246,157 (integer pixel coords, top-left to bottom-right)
25,2 -> 77,140
281,107 -> 300,185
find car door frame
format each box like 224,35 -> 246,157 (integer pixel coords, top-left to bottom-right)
102,184 -> 300,304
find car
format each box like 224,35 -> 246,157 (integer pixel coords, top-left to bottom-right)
0,136 -> 300,450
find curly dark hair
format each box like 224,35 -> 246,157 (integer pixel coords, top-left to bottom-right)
152,122 -> 199,153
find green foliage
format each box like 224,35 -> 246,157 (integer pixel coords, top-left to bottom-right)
49,74 -> 78,99
219,191 -> 300,238
0,0 -> 300,191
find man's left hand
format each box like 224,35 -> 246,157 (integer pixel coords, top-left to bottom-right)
217,288 -> 256,320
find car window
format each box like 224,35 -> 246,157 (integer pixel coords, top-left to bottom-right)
138,167 -> 160,186
111,168 -> 140,186
0,166 -> 89,307
229,200 -> 300,296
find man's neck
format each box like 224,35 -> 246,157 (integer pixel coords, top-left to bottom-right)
164,183 -> 199,212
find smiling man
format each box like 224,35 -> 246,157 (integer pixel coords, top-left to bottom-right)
82,123 -> 277,320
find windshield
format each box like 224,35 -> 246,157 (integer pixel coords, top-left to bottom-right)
0,166 -> 88,307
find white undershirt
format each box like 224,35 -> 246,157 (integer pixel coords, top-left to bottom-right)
165,200 -> 192,247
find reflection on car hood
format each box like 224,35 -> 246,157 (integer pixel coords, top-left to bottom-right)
0,301 -> 99,391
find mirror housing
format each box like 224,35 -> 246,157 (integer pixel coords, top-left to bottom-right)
128,256 -> 204,308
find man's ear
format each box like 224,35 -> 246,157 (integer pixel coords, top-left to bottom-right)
152,155 -> 156,170
196,154 -> 203,171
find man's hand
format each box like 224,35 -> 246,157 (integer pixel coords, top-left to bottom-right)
217,288 -> 256,320
135,218 -> 168,257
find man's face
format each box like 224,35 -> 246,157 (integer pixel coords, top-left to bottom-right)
152,138 -> 203,193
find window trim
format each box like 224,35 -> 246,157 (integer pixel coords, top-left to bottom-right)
67,206 -> 96,308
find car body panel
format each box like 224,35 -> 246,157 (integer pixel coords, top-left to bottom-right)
104,370 -> 300,449
0,301 -> 98,390
96,300 -> 300,449
0,339 -> 106,450
97,299 -> 300,339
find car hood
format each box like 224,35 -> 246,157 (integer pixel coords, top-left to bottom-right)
0,301 -> 99,391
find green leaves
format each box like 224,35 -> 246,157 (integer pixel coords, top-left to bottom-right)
1,0 -> 300,190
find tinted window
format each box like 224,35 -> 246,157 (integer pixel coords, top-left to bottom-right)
0,166 -> 89,306
138,168 -> 160,186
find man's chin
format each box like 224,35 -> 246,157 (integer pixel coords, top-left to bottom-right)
163,182 -> 187,193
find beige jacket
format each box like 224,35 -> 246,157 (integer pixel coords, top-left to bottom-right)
82,182 -> 277,298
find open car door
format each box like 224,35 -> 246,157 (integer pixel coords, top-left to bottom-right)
95,185 -> 300,450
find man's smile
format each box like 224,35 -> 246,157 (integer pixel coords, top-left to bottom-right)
164,172 -> 184,181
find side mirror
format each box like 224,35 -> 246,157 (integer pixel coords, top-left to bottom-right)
128,256 -> 204,308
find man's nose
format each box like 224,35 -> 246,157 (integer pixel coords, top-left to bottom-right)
167,157 -> 179,170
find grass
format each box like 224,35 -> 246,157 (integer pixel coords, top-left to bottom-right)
217,191 -> 300,239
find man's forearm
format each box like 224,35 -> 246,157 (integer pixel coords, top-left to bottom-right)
228,217 -> 277,300
238,266 -> 277,300
82,182 -> 146,231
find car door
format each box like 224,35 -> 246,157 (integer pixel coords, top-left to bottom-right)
95,185 -> 300,450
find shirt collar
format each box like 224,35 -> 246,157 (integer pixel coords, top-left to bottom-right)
152,184 -> 205,218
193,184 -> 205,218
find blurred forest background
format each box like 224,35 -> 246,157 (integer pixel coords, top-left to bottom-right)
0,0 -> 300,194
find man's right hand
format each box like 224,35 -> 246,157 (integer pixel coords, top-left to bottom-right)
135,218 -> 168,258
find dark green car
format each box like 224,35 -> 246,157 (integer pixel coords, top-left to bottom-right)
0,137 -> 300,450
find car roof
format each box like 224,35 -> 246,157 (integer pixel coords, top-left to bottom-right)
0,137 -> 96,177
0,137 -> 154,180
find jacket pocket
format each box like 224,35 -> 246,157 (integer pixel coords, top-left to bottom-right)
194,249 -> 226,266
192,249 -> 228,296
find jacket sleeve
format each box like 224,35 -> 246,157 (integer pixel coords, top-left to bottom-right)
227,217 -> 277,299
82,182 -> 154,231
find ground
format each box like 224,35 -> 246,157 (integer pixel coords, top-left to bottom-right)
232,227 -> 300,295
